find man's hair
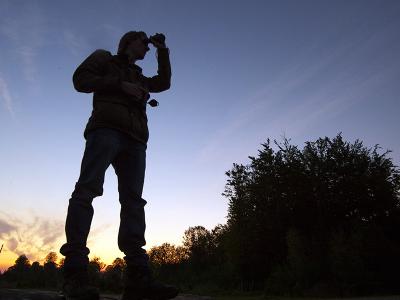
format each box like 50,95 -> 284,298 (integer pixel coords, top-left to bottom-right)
117,31 -> 147,55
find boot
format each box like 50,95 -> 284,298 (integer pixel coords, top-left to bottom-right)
62,269 -> 99,300
121,265 -> 179,300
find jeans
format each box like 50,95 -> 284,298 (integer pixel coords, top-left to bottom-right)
60,128 -> 148,274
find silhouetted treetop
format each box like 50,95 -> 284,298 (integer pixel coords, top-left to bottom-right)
223,133 -> 400,293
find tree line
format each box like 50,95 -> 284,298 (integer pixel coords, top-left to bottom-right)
1,134 -> 399,296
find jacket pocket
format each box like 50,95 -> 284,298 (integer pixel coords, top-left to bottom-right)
94,102 -> 131,129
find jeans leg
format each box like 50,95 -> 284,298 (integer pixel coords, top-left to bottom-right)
112,140 -> 148,267
60,129 -> 119,274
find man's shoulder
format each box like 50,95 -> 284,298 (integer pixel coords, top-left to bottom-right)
88,49 -> 113,60
78,49 -> 116,68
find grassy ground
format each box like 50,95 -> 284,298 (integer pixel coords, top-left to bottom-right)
214,296 -> 400,300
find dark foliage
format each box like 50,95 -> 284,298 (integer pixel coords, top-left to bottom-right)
223,134 -> 400,296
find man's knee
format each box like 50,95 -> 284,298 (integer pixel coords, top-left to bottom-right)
71,182 -> 103,204
119,191 -> 146,207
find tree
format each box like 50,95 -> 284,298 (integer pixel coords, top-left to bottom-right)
58,257 -> 65,269
103,258 -> 126,292
30,261 -> 45,288
43,252 -> 59,288
8,254 -> 32,287
111,257 -> 126,270
89,256 -> 106,272
149,243 -> 187,266
44,252 -> 58,265
183,226 -> 214,271
224,134 -> 400,294
14,254 -> 31,270
88,256 -> 106,287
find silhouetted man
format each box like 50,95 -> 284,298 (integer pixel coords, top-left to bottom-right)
60,31 -> 177,300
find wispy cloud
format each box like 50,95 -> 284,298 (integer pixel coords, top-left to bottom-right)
62,24 -> 123,57
0,2 -> 46,85
16,46 -> 38,83
0,218 -> 14,234
0,18 -> 19,42
0,75 -> 15,117
0,211 -> 64,262
87,223 -> 112,248
197,22 -> 399,165
63,30 -> 90,57
102,23 -> 123,41
196,57 -> 337,164
0,210 -> 112,265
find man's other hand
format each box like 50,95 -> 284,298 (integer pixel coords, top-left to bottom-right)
121,81 -> 149,100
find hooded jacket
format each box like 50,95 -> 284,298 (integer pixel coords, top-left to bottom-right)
72,47 -> 171,144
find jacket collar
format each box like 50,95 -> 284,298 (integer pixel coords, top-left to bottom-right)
114,54 -> 143,73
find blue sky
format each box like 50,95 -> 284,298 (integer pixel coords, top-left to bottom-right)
0,0 -> 399,270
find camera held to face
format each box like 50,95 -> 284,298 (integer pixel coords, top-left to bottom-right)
148,33 -> 165,47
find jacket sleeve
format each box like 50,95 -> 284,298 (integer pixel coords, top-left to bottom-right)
72,49 -> 121,93
144,48 -> 171,93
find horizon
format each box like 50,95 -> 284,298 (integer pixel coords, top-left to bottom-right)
1,0 -> 400,272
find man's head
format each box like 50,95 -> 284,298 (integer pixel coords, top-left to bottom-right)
118,31 -> 150,61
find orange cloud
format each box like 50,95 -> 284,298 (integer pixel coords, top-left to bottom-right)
0,211 -> 64,268
0,210 -> 115,271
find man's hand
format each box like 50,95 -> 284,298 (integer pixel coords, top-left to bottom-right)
150,33 -> 167,49
121,81 -> 149,101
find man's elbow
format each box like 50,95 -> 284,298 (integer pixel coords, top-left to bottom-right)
73,81 -> 93,93
153,79 -> 170,92
73,74 -> 93,93
161,75 -> 171,90
163,80 -> 171,91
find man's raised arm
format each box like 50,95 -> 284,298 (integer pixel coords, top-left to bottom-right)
145,36 -> 171,93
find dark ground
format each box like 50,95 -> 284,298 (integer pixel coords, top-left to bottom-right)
0,289 -> 213,300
